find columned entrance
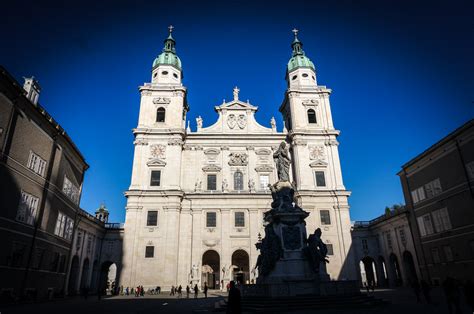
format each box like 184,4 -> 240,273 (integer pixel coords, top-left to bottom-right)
231,250 -> 249,284
202,250 -> 220,289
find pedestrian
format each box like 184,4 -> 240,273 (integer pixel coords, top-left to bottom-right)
125,287 -> 129,296
178,285 -> 182,298
443,277 -> 462,314
194,284 -> 199,298
204,282 -> 208,298
170,285 -> 175,296
227,281 -> 241,314
464,280 -> 474,313
226,282 -> 230,292
420,280 -> 431,303
186,285 -> 190,298
221,280 -> 224,291
156,286 -> 160,294
411,280 -> 421,302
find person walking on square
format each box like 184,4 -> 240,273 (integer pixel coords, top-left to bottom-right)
141,285 -> 144,297
186,285 -> 190,298
194,284 -> 199,298
204,282 -> 208,298
464,280 -> 474,313
178,285 -> 182,298
227,281 -> 241,314
420,280 -> 431,303
411,280 -> 421,302
170,285 -> 175,296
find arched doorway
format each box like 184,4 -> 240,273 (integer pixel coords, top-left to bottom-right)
99,262 -> 117,295
68,256 -> 80,295
90,260 -> 99,292
232,250 -> 250,284
403,251 -> 418,285
378,256 -> 388,287
80,258 -> 90,290
361,256 -> 377,287
389,253 -> 403,286
202,250 -> 220,289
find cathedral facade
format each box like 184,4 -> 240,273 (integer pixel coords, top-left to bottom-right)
120,27 -> 355,290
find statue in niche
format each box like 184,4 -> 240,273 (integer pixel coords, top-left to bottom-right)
305,228 -> 329,274
222,179 -> 228,192
248,179 -> 255,192
255,224 -> 283,277
273,141 -> 291,182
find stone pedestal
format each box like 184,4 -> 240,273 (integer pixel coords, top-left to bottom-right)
251,181 -> 342,298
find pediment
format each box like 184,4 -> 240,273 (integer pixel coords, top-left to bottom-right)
215,100 -> 258,112
204,148 -> 220,155
202,165 -> 222,172
255,165 -> 274,172
147,158 -> 167,167
309,160 -> 328,168
255,148 -> 272,155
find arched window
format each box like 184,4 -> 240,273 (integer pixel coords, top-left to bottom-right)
234,171 -> 243,190
156,107 -> 165,122
307,109 -> 317,124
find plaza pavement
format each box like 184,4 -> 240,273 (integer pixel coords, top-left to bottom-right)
1,287 -> 473,314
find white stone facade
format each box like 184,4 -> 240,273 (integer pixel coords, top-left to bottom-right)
120,30 -> 355,290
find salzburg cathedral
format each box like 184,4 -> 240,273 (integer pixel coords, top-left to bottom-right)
120,27 -> 355,290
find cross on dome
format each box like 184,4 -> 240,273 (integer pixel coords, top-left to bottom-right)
292,28 -> 299,37
168,25 -> 174,34
233,86 -> 240,100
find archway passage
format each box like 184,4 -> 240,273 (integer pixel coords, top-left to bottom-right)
403,251 -> 418,285
202,250 -> 220,289
99,262 -> 117,295
232,250 -> 250,284
361,256 -> 377,288
378,256 -> 388,287
80,258 -> 90,290
390,253 -> 403,286
68,256 -> 80,295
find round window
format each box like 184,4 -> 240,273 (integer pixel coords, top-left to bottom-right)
312,76 -> 315,80
173,73 -> 178,78
153,73 -> 157,78
292,75 -> 297,80
162,71 -> 168,75
302,73 -> 308,78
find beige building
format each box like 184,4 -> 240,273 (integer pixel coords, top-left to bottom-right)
120,28 -> 356,290
352,206 -> 420,287
398,119 -> 474,285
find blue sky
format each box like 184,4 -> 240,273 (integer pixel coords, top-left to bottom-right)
1,0 -> 473,222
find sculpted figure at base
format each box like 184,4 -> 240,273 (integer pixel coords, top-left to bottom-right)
255,224 -> 283,277
306,228 -> 329,274
273,141 -> 291,182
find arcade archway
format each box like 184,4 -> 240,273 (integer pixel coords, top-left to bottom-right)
389,253 -> 403,286
403,251 -> 418,284
361,256 -> 377,287
202,250 -> 220,289
231,250 -> 250,284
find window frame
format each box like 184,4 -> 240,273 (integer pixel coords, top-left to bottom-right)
207,174 -> 217,191
145,246 -> 155,258
315,171 -> 326,187
234,171 -> 244,191
320,210 -> 331,225
156,107 -> 166,123
234,212 -> 245,227
307,109 -> 317,124
147,211 -> 158,226
206,212 -> 217,228
150,170 -> 161,187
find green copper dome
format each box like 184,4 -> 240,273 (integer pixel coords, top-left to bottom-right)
287,29 -> 315,73
152,26 -> 182,71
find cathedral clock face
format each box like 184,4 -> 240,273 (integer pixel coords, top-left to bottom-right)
150,144 -> 166,158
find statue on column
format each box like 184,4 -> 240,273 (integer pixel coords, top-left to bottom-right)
273,141 -> 291,182
306,228 -> 329,274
